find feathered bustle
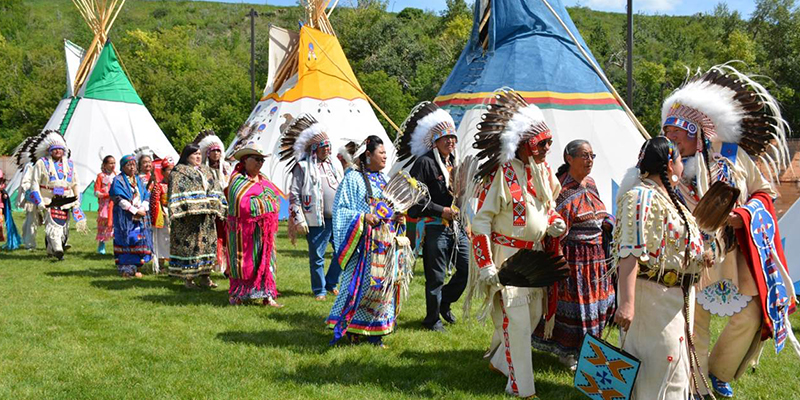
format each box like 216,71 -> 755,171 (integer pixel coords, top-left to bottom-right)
498,249 -> 569,288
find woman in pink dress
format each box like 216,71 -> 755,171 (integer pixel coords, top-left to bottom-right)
226,143 -> 282,307
94,155 -> 116,254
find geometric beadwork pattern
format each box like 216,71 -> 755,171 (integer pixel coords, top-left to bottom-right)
574,334 -> 640,400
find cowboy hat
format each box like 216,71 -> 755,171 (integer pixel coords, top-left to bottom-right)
232,142 -> 268,161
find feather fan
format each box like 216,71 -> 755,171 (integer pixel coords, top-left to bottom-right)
498,249 -> 569,288
692,181 -> 741,232
382,170 -> 430,215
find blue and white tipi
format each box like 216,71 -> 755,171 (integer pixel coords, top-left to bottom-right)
434,0 -> 647,208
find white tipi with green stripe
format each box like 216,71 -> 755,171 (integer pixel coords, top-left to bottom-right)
39,40 -> 177,208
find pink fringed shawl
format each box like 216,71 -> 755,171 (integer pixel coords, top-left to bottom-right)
226,169 -> 282,298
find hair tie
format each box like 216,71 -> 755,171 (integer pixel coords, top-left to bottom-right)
635,145 -> 646,169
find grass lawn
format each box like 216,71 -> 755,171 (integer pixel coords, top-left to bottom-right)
0,211 -> 798,399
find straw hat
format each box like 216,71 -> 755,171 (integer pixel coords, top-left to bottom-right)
232,142 -> 268,161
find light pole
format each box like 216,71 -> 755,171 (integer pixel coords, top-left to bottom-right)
626,0 -> 633,108
248,8 -> 259,108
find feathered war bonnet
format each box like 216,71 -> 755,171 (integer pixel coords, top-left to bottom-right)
279,113 -> 335,196
661,63 -> 791,185
395,102 -> 457,167
133,146 -> 155,167
193,129 -> 226,161
473,90 -> 552,181
278,114 -> 331,170
13,130 -> 69,171
395,102 -> 458,186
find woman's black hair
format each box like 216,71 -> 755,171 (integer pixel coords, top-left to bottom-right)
556,139 -> 590,178
358,135 -> 384,169
358,135 -> 384,201
178,144 -> 201,166
102,155 -> 115,165
639,136 -> 691,261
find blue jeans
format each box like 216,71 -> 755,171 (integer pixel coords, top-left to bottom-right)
307,218 -> 341,296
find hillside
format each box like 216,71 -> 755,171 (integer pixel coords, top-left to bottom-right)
0,0 -> 797,153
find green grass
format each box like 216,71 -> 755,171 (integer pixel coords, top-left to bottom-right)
0,212 -> 798,399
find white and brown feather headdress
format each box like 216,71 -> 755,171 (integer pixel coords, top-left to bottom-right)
473,90 -> 551,180
662,63 -> 791,182
278,114 -> 330,171
13,130 -> 69,170
337,139 -> 359,168
395,102 -> 457,168
193,129 -> 225,160
133,146 -> 155,165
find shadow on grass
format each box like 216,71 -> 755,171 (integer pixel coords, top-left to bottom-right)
67,250 -> 114,261
1,251 -> 57,261
0,249 -> 111,263
275,348 -> 576,397
46,268 -> 117,278
216,310 -> 330,351
137,288 -> 231,307
90,276 -> 182,291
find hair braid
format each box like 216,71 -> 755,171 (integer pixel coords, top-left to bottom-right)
361,167 -> 373,203
660,164 -> 692,263
700,135 -> 713,183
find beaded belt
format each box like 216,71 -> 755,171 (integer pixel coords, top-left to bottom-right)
637,262 -> 699,290
491,232 -> 538,249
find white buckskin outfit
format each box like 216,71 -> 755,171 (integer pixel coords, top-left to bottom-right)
15,131 -> 87,259
612,169 -> 706,400
469,90 -> 565,398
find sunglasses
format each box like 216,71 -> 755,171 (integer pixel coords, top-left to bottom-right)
537,139 -> 553,148
249,157 -> 265,164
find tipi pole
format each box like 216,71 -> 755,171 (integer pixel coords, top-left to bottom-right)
539,0 -> 650,139
326,0 -> 340,18
105,0 -> 126,36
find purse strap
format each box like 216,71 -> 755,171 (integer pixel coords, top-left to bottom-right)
602,328 -> 628,349
619,328 -> 629,348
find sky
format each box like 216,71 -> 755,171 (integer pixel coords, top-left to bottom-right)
192,0 -> 757,17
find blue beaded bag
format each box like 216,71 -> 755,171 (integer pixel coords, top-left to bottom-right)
574,330 -> 640,400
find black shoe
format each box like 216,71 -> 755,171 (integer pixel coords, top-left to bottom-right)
423,322 -> 446,333
440,306 -> 457,324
